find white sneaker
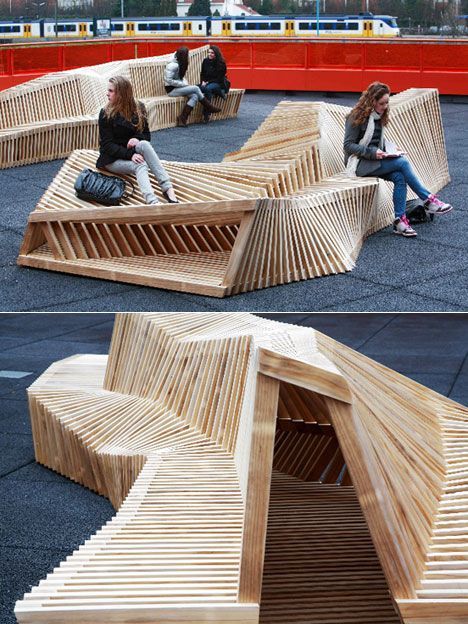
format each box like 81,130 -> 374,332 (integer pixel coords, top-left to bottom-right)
425,194 -> 453,215
393,215 -> 417,237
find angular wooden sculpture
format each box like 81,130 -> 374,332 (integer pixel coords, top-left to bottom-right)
15,313 -> 468,624
17,88 -> 450,296
0,45 -> 243,169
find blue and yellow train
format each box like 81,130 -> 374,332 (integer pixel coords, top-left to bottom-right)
0,14 -> 400,39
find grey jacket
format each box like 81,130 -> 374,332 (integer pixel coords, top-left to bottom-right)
343,114 -> 386,176
164,56 -> 188,88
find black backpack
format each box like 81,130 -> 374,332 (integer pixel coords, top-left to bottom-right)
405,199 -> 434,224
74,169 -> 134,206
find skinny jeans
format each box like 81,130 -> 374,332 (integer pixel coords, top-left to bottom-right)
200,82 -> 225,101
364,156 -> 431,218
168,85 -> 204,108
104,140 -> 172,204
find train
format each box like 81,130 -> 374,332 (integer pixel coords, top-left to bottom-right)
0,14 -> 400,39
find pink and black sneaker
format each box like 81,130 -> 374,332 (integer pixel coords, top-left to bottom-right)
393,215 -> 417,237
425,194 -> 453,215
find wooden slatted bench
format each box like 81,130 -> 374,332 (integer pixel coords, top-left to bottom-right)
15,312 -> 468,624
0,46 -> 244,169
17,88 -> 449,296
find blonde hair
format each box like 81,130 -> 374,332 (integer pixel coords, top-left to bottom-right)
104,76 -> 145,132
350,82 -> 391,127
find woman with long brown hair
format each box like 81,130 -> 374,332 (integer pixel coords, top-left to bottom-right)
97,75 -> 178,204
199,45 -> 228,124
164,46 -> 221,127
344,81 -> 452,237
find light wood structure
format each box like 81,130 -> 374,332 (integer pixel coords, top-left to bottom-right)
0,46 -> 244,169
17,88 -> 450,296
15,313 -> 468,624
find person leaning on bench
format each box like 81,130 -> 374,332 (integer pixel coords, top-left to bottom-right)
164,46 -> 222,127
97,76 -> 179,204
199,45 -> 228,124
344,81 -> 453,238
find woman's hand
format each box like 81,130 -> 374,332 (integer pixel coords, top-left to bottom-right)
131,153 -> 145,164
201,81 -> 207,87
376,149 -> 387,159
127,138 -> 140,148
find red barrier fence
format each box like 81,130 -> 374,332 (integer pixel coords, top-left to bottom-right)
1,37 -> 467,94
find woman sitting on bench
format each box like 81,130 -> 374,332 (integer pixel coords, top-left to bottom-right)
164,46 -> 221,127
97,76 -> 178,204
199,45 -> 228,124
344,81 -> 452,238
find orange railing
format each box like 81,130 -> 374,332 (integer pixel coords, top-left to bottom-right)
1,37 -> 467,94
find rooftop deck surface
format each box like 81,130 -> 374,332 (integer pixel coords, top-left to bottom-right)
0,91 -> 466,311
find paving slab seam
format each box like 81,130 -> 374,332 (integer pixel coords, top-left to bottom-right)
0,323 -> 113,352
447,351 -> 468,398
350,314 -> 400,349
0,459 -> 35,480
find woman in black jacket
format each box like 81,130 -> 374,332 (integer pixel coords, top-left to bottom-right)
97,75 -> 178,204
199,45 -> 227,123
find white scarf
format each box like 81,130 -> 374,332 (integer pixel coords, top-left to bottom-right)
346,110 -> 384,177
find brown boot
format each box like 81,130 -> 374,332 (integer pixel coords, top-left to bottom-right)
200,98 -> 222,114
176,104 -> 193,127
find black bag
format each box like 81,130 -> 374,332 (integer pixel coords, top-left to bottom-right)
74,169 -> 134,206
405,199 -> 434,224
223,76 -> 231,94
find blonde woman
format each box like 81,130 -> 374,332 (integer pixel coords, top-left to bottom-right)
344,81 -> 452,237
97,76 -> 178,204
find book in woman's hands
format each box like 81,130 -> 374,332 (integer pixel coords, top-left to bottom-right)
385,140 -> 404,157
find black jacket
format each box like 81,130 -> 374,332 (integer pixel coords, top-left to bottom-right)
200,58 -> 226,85
96,105 -> 150,169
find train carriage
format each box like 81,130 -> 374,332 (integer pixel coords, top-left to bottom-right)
0,13 -> 399,40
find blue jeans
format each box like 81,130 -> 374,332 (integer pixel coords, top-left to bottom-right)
366,156 -> 430,219
200,82 -> 225,101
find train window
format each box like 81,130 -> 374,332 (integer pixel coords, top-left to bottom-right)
112,23 -> 124,31
382,17 -> 397,27
298,23 -> 313,30
54,24 -> 76,32
347,22 -> 359,30
170,23 -> 181,30
198,24 -> 203,30
335,22 -> 346,30
235,22 -> 279,30
323,22 -> 333,29
0,25 -> 20,33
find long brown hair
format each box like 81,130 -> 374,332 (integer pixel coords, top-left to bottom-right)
104,76 -> 145,132
208,44 -> 225,69
175,46 -> 189,80
350,82 -> 391,127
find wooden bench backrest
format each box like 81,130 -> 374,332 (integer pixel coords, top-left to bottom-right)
104,313 -> 254,453
130,46 -> 209,99
0,73 -> 88,128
